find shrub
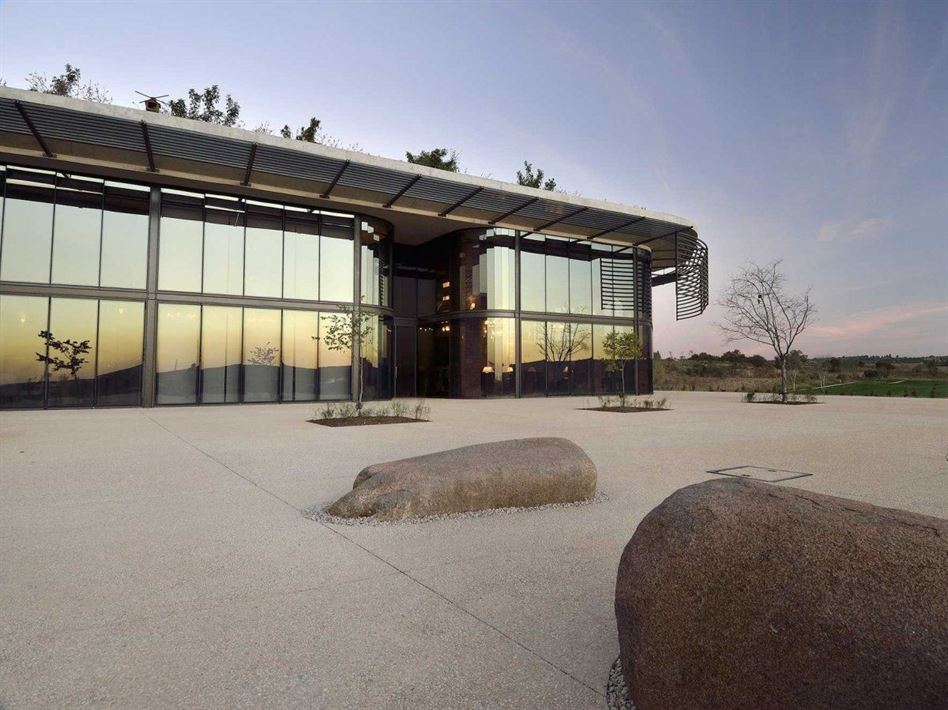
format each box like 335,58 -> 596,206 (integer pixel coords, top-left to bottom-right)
391,400 -> 408,418
413,400 -> 431,421
317,403 -> 337,420
804,392 -> 817,403
643,399 -> 653,410
744,391 -> 756,403
338,402 -> 357,418
656,396 -> 669,409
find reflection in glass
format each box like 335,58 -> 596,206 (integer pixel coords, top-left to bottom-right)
203,205 -> 244,296
245,207 -> 283,298
201,306 -> 242,403
520,320 -> 546,397
281,309 -> 318,401
100,182 -> 149,289
615,324 -> 639,395
417,323 -> 449,398
570,322 -> 592,394
318,312 -> 351,399
51,175 -> 103,286
519,236 -> 545,312
283,210 -> 319,300
97,300 -> 144,406
543,321 -> 591,395
158,192 -> 203,292
0,295 -> 48,408
593,324 -> 618,394
243,308 -> 281,402
451,317 -> 515,397
320,232 -> 354,302
156,303 -> 200,404
45,298 -> 97,407
1,170 -> 55,283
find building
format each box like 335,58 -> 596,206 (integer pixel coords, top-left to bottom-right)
0,87 -> 708,409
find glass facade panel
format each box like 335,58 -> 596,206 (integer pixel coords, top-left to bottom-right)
1,170 -> 55,283
158,192 -> 203,292
0,295 -> 48,408
283,211 -> 319,301
318,312 -> 351,399
244,207 -> 283,298
96,300 -> 144,406
203,205 -> 244,296
156,303 -> 201,404
520,320 -> 546,397
570,322 -> 593,395
450,317 -> 515,398
242,308 -> 281,402
281,309 -> 319,401
100,182 -> 149,289
201,306 -> 242,403
545,238 -> 570,313
320,232 -> 354,302
520,236 -> 545,312
51,175 -> 103,286
360,218 -> 391,307
593,324 -> 618,394
569,242 -> 593,316
45,297 -> 97,407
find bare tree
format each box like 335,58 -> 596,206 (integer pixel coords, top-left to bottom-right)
536,323 -> 590,392
318,304 -> 375,413
718,261 -> 816,402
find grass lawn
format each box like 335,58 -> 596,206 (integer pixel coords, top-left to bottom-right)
804,379 -> 948,398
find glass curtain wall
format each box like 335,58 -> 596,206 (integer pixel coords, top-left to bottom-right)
0,294 -> 144,408
0,167 -> 149,288
157,190 -> 356,301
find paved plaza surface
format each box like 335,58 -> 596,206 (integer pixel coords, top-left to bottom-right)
1,392 -> 945,708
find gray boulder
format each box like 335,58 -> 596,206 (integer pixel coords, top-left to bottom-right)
615,478 -> 948,710
327,437 -> 596,521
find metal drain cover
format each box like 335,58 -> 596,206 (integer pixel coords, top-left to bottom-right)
707,465 -> 813,483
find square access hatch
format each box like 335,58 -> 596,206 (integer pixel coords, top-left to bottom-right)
707,465 -> 813,483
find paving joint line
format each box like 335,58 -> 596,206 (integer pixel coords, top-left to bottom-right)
141,412 -> 602,698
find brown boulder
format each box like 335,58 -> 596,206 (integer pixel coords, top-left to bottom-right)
615,478 -> 948,710
326,437 -> 596,521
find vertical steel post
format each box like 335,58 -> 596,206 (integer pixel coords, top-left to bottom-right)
351,216 -> 361,404
514,231 -> 522,398
141,187 -> 161,407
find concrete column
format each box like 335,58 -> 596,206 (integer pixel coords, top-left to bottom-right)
514,231 -> 522,398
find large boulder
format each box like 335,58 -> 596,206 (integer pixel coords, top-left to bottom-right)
615,478 -> 948,710
326,437 -> 596,521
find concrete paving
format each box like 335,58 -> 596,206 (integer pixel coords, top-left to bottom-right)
1,392 -> 945,708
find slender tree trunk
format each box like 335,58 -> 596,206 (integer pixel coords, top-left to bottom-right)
357,356 -> 364,412
620,366 -> 626,407
780,361 -> 788,402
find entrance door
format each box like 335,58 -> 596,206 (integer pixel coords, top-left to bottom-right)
395,324 -> 416,397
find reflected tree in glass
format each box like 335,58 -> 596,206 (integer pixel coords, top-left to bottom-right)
36,329 -> 91,403
538,322 -> 590,395
319,304 -> 373,412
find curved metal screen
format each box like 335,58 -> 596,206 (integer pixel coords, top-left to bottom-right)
675,233 -> 709,320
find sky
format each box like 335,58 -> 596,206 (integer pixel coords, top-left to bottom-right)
1,0 -> 946,357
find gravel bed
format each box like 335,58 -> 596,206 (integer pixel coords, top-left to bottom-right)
606,656 -> 635,709
307,491 -> 609,527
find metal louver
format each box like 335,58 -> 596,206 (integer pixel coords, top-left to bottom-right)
675,233 -> 709,320
600,258 -> 637,312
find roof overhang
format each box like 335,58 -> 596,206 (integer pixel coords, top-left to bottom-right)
0,87 -> 700,260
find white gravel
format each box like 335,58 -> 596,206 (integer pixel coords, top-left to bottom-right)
307,491 -> 609,526
606,657 -> 635,709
